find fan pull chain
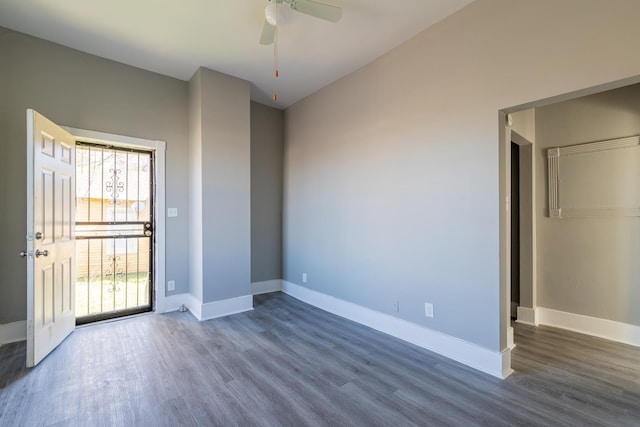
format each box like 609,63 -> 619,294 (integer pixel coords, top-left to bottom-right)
273,20 -> 279,101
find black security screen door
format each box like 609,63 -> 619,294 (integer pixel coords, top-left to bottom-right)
75,142 -> 153,325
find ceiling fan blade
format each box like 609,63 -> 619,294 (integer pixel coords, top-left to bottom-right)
260,19 -> 276,45
291,0 -> 342,23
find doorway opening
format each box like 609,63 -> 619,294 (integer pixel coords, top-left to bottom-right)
510,142 -> 520,319
500,77 -> 640,378
74,142 -> 154,325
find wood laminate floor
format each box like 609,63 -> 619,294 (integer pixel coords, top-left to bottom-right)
1,292 -> 639,426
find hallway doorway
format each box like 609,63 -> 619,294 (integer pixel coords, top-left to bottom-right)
510,142 -> 520,319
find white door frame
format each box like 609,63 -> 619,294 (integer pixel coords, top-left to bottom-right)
63,127 -> 168,313
498,74 -> 640,376
499,116 -> 538,353
498,112 -> 514,358
510,130 -> 536,325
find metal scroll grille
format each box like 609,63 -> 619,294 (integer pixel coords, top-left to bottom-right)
75,143 -> 153,324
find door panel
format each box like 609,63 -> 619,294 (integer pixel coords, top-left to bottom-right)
27,109 -> 76,367
41,265 -> 55,327
41,169 -> 55,245
61,257 -> 72,313
61,174 -> 73,240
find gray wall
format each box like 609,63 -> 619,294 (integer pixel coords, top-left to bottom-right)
283,0 -> 640,351
0,26 -> 190,324
535,83 -> 640,326
251,102 -> 283,283
189,67 -> 251,304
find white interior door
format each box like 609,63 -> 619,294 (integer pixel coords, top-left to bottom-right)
26,109 -> 76,367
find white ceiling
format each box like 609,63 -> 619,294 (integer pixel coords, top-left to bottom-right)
0,0 -> 474,109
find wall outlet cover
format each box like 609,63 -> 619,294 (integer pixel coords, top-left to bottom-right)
168,280 -> 176,291
425,302 -> 434,318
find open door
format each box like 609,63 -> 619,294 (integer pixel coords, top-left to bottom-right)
26,110 -> 76,367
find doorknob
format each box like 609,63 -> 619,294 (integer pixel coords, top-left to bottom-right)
35,249 -> 49,258
19,251 -> 28,258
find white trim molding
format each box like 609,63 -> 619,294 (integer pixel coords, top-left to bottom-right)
538,307 -> 640,347
516,306 -> 539,326
149,292 -> 255,322
547,148 -> 561,218
63,126 -> 168,314
507,326 -> 516,350
184,294 -> 253,322
0,321 -> 27,345
163,294 -> 188,313
282,281 -> 512,379
251,279 -> 283,295
183,294 -> 203,319
547,135 -> 640,218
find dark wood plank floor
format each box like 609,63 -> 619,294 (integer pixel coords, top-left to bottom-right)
1,292 -> 639,426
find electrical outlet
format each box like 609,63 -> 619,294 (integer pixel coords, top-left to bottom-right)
393,300 -> 400,313
425,302 -> 434,318
168,280 -> 175,291
302,273 -> 307,283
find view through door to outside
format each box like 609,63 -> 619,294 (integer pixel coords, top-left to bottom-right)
75,143 -> 154,324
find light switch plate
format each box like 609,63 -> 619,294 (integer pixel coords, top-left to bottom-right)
425,302 -> 434,318
167,208 -> 178,217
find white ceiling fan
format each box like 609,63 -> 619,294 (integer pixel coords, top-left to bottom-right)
260,0 -> 342,45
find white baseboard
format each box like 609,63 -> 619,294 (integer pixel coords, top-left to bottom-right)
180,293 -> 200,318
538,307 -> 640,348
184,294 -> 253,321
516,306 -> 539,326
281,281 -> 511,379
507,326 -> 516,350
164,293 -> 254,322
200,295 -> 253,321
251,279 -> 283,295
0,320 -> 27,345
163,294 -> 187,313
